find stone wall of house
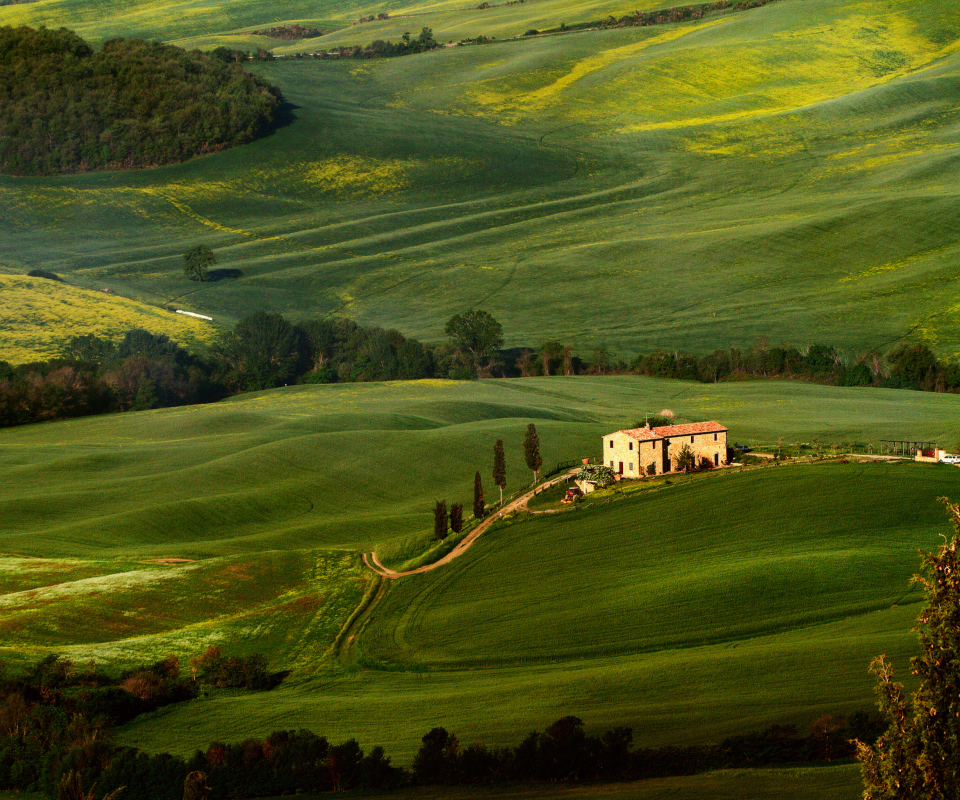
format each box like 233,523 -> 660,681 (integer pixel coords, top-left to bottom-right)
602,429 -> 728,476
679,430 -> 727,470
602,432 -> 646,477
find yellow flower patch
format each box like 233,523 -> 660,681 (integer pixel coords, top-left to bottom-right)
0,274 -> 219,364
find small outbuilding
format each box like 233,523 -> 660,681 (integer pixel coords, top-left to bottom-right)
602,421 -> 728,477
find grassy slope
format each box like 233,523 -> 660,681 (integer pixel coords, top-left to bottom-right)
357,462 -> 947,667
2,0 -> 960,358
0,765 -> 862,800
0,273 -> 219,364
2,374 -> 948,765
3,375 -> 959,559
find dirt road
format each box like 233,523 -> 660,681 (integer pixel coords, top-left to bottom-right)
363,470 -> 576,579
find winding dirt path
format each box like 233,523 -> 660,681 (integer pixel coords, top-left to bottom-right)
363,469 -> 578,579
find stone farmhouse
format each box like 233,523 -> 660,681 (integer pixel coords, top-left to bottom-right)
602,421 -> 728,477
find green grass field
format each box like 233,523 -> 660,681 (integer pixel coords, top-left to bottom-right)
266,765 -> 864,799
3,375 -> 958,782
3,1 -> 960,794
2,0 -> 959,359
0,765 -> 863,800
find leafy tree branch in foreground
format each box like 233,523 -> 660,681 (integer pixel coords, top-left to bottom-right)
857,497 -> 960,799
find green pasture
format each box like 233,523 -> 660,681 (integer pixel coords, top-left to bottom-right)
3,375 -> 959,560
2,0 -> 960,358
356,462 -> 952,667
0,374 -> 944,766
261,765 -> 863,799
0,765 -> 863,800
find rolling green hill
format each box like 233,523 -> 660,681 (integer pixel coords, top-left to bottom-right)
2,0 -> 959,358
2,375 -> 958,769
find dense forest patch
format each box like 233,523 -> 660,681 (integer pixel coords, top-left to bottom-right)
0,26 -> 284,175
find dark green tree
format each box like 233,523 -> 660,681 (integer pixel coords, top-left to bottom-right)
445,310 -> 503,377
183,245 -> 215,282
473,471 -> 485,519
857,497 -> 960,799
674,443 -> 696,472
493,439 -> 506,505
449,503 -> 463,534
433,500 -> 448,540
215,311 -> 301,391
523,423 -> 542,483
886,343 -> 940,390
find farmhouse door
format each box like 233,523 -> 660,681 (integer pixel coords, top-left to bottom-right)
618,461 -> 623,475
662,440 -> 671,473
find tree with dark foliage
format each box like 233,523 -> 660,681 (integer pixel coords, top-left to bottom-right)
449,503 -> 463,534
523,423 -> 542,483
444,310 -> 503,377
857,497 -> 960,799
433,500 -> 448,540
473,471 -> 485,519
183,245 -> 215,282
493,439 -> 506,505
0,26 -> 283,176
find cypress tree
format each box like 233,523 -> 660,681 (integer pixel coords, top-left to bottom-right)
493,439 -> 506,505
473,471 -> 485,519
449,503 -> 463,534
433,500 -> 448,540
857,497 -> 960,799
524,423 -> 543,484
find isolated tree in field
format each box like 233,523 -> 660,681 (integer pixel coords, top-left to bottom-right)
449,503 -> 463,534
433,500 -> 448,540
524,423 -> 543,483
183,244 -> 215,282
445,310 -> 503,377
857,497 -> 960,800
493,439 -> 506,504
473,472 -> 485,519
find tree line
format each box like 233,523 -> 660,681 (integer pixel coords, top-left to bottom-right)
0,649 -> 274,798
270,27 -> 441,61
0,311 -> 471,428
0,26 -> 283,176
623,340 -> 960,391
0,644 -> 885,800
4,298 -> 959,429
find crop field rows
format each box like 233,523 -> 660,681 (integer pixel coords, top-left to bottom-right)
2,0 -> 960,356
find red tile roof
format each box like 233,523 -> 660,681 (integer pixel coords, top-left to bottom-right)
618,421 -> 727,441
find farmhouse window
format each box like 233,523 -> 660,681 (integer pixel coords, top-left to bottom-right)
628,463 -> 633,472
653,441 -> 657,450
690,435 -> 695,443
629,442 -> 633,450
714,433 -> 718,441
609,440 -> 614,449
609,460 -> 613,468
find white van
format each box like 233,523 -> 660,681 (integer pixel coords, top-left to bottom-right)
938,453 -> 960,464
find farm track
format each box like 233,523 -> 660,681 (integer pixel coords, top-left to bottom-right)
363,468 -> 578,579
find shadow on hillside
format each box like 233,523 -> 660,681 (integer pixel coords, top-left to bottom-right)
272,101 -> 300,132
206,268 -> 244,282
268,670 -> 291,689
